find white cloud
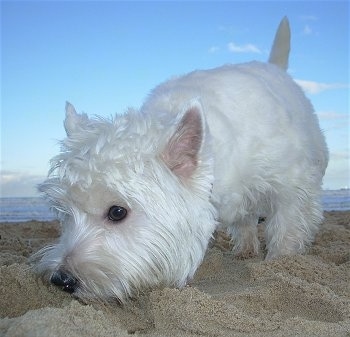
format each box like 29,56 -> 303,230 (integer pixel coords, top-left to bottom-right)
208,46 -> 220,54
295,79 -> 348,94
330,151 -> 349,161
227,42 -> 261,54
299,15 -> 318,21
302,24 -> 313,35
316,111 -> 349,121
0,170 -> 46,197
323,152 -> 350,190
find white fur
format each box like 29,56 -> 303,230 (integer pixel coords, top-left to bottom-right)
33,18 -> 328,302
268,16 -> 290,70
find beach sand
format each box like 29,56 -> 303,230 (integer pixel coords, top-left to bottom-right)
1,211 -> 349,336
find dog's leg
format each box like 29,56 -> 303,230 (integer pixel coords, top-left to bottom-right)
264,187 -> 323,260
229,215 -> 260,259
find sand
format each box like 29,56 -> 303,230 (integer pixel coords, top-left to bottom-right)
1,211 -> 349,337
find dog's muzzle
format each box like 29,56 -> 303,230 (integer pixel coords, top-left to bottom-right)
51,269 -> 78,293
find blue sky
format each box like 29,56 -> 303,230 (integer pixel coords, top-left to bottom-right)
1,0 -> 349,197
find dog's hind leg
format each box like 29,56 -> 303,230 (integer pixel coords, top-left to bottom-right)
264,186 -> 323,260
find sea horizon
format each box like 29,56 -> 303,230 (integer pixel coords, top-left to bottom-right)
0,189 -> 349,223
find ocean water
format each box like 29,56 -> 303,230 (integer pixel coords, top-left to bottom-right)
0,190 -> 349,223
0,197 -> 57,223
321,189 -> 350,211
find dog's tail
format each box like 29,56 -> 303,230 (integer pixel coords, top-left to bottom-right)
268,17 -> 290,71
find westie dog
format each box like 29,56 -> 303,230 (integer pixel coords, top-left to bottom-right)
34,17 -> 328,302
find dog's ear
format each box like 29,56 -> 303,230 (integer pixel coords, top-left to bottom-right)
64,102 -> 89,136
162,100 -> 205,180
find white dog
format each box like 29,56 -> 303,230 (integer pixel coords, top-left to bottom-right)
34,17 -> 328,302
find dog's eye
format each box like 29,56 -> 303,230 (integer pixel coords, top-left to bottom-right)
107,206 -> 127,222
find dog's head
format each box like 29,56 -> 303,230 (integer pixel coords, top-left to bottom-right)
34,102 -> 216,301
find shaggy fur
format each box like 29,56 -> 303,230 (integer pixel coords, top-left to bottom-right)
34,17 -> 328,302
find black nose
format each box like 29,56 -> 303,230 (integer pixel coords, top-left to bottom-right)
51,269 -> 78,293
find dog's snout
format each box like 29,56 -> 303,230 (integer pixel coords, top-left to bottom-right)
51,269 -> 78,293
